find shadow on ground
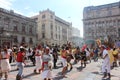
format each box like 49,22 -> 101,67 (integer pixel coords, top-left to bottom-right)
25,65 -> 35,68
76,66 -> 83,71
23,73 -> 39,78
102,78 -> 111,80
53,75 -> 66,80
10,69 -> 18,72
91,71 -> 118,80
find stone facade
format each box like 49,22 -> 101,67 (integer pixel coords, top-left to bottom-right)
32,9 -> 72,46
70,27 -> 82,47
0,8 -> 37,47
72,27 -> 80,37
83,2 -> 120,45
71,36 -> 83,48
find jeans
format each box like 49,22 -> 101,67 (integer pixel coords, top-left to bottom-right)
17,62 -> 24,76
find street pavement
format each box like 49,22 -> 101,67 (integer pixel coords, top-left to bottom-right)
1,59 -> 120,80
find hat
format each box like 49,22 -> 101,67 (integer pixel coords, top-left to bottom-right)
45,47 -> 50,50
19,46 -> 25,51
20,46 -> 24,49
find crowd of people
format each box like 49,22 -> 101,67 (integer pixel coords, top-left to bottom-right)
0,40 -> 120,80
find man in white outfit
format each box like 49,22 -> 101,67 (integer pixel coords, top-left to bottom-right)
42,47 -> 53,80
101,45 -> 111,79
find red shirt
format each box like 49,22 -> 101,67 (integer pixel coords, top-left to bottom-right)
61,50 -> 67,59
17,52 -> 25,62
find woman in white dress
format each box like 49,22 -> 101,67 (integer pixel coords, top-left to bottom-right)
34,45 -> 43,74
0,48 -> 11,80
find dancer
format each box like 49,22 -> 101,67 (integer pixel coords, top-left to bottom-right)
41,47 -> 53,80
101,45 -> 111,79
0,48 -> 11,80
16,46 -> 26,80
34,45 -> 43,74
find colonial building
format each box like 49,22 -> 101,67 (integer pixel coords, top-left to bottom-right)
71,36 -> 83,48
0,8 -> 37,47
83,2 -> 120,45
72,27 -> 80,37
70,27 -> 83,47
32,9 -> 72,46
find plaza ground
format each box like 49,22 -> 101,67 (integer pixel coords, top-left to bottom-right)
2,59 -> 120,80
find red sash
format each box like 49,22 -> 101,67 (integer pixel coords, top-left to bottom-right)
41,62 -> 48,70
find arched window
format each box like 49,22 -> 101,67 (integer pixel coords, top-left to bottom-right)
21,37 -> 25,43
22,24 -> 26,33
42,24 -> 45,32
29,38 -> 33,44
14,36 -> 18,43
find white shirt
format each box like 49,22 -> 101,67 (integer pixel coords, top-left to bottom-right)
7,49 -> 12,55
85,49 -> 90,57
103,49 -> 109,61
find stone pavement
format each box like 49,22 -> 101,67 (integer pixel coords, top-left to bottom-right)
1,59 -> 120,80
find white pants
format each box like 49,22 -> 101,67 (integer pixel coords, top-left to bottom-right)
102,59 -> 111,73
35,56 -> 42,70
61,57 -> 67,67
42,70 -> 52,79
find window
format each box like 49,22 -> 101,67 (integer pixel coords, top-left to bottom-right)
118,20 -> 120,25
13,26 -> 18,32
56,34 -> 57,39
56,26 -> 57,31
42,24 -> 45,31
102,21 -> 104,27
96,11 -> 100,17
51,32 -> 53,38
51,24 -> 53,30
29,38 -> 33,44
0,17 -> 1,23
14,36 -> 18,43
59,35 -> 60,39
22,25 -> 26,33
4,17 -> 10,29
29,26 -> 32,33
108,10 -> 112,16
119,28 -> 120,37
34,18 -> 38,22
113,20 -> 116,26
42,33 -> 45,38
42,14 -> 46,18
22,37 -> 25,43
51,24 -> 53,38
51,15 -> 53,19
13,21 -> 19,32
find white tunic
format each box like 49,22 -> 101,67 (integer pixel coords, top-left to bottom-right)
35,50 -> 42,71
102,49 -> 110,73
85,49 -> 90,57
42,53 -> 53,79
0,51 -> 11,73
